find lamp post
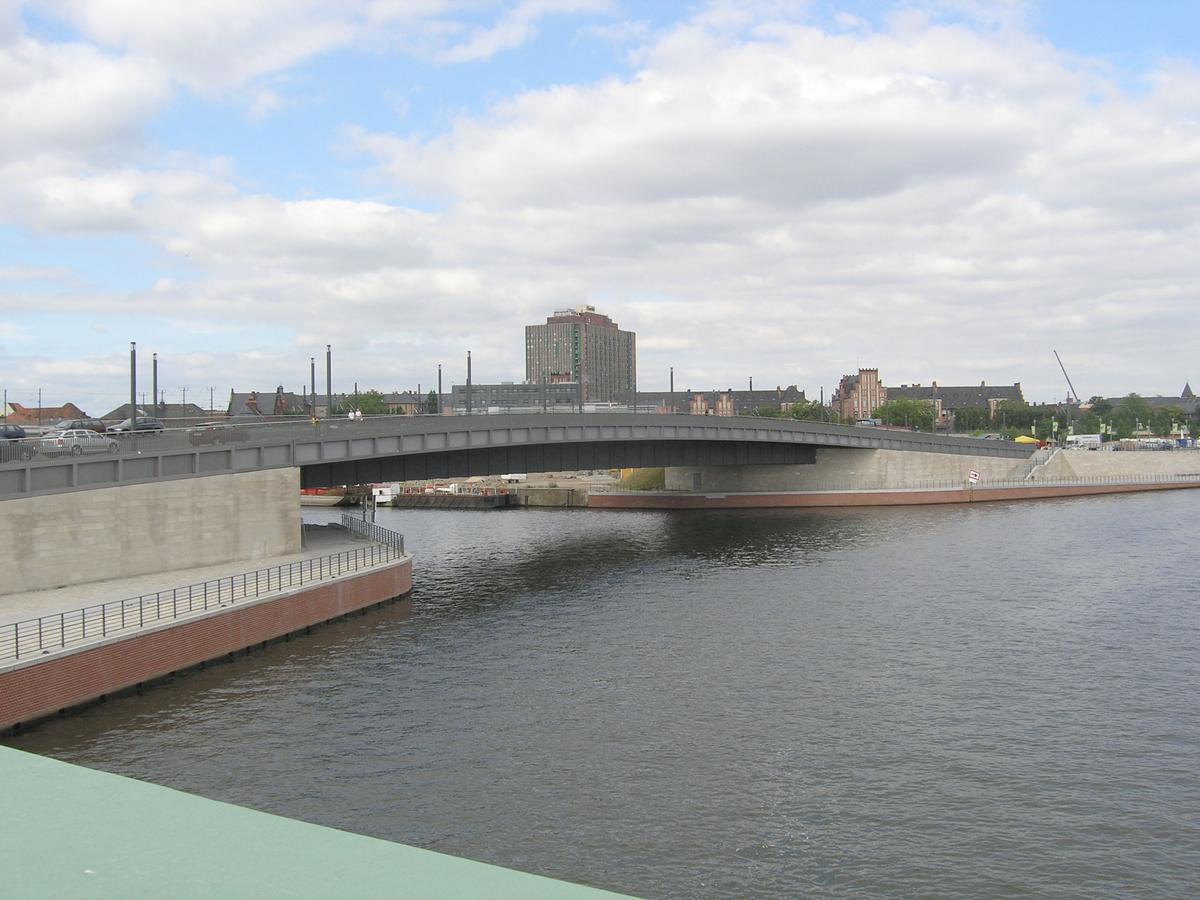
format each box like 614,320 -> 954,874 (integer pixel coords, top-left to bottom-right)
129,342 -> 138,451
325,345 -> 332,419
466,351 -> 472,415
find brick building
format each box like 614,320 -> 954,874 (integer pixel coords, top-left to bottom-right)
832,369 -> 886,421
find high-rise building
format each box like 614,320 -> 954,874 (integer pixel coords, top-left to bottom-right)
525,305 -> 636,404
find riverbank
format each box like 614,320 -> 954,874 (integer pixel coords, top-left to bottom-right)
589,476 -> 1200,509
0,522 -> 411,733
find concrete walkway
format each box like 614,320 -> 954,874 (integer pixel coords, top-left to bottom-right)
0,523 -> 374,624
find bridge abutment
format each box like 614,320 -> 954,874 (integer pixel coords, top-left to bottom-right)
0,468 -> 301,596
666,446 -> 1026,492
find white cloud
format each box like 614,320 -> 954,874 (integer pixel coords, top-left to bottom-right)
4,5 -> 1199,404
0,37 -> 168,164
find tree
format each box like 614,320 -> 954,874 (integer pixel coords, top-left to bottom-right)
786,400 -> 840,423
752,405 -> 783,418
953,406 -> 988,432
1088,396 -> 1113,417
1150,405 -> 1185,437
991,400 -> 1035,430
1112,394 -> 1152,438
355,390 -> 388,415
426,390 -> 438,414
874,398 -> 934,431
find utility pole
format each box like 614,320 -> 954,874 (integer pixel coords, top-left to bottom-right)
466,350 -> 472,415
437,364 -> 442,414
152,353 -> 158,416
310,357 -> 316,417
669,366 -> 674,413
37,388 -> 42,426
325,345 -> 332,419
209,386 -> 215,416
129,341 -> 137,439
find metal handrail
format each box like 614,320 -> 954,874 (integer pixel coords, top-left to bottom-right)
341,514 -> 405,553
0,522 -> 408,664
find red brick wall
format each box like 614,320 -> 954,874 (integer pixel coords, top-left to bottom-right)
0,560 -> 411,731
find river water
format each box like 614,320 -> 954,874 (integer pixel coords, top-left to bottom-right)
8,491 -> 1200,897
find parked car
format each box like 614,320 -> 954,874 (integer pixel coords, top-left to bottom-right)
1,424 -> 39,462
108,416 -> 166,434
53,417 -> 107,433
40,429 -> 121,456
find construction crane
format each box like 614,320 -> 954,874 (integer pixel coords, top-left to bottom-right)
1053,350 -> 1079,404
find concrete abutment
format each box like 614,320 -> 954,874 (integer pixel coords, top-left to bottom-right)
0,467 -> 301,596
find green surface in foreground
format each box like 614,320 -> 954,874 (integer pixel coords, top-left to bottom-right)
0,746 -> 632,899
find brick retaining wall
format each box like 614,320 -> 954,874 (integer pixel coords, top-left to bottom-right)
0,558 -> 411,732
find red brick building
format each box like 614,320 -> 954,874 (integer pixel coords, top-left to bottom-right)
832,369 -> 887,421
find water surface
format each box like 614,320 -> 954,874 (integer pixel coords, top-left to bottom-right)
9,492 -> 1200,897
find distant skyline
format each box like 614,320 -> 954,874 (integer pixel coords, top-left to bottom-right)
2,0 -> 1198,412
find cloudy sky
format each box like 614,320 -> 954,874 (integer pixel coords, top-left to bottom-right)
2,0 -> 1198,414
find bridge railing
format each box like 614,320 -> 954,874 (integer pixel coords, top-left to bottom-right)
0,521 -> 408,665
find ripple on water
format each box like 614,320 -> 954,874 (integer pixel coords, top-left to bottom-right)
7,494 -> 1200,898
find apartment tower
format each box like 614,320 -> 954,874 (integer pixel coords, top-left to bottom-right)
525,306 -> 636,404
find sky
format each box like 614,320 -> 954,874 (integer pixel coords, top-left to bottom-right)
1,0 -> 1198,414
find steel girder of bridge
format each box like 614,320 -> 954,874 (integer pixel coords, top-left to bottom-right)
0,413 -> 1034,500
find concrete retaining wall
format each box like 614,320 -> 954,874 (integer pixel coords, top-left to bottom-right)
0,558 -> 412,731
1037,449 -> 1200,480
665,446 -> 1026,493
0,468 -> 301,596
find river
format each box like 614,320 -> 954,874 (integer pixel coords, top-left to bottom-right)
7,491 -> 1200,897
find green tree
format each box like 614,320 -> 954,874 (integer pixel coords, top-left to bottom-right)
874,398 -> 934,431
354,390 -> 388,415
752,405 -> 783,418
1078,412 -> 1102,434
426,391 -> 438,414
1111,394 -> 1152,438
1088,396 -> 1113,417
992,400 -> 1035,430
1150,405 -> 1185,437
953,406 -> 988,432
786,400 -> 840,423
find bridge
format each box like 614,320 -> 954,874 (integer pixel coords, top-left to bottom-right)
0,412 -> 1032,501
